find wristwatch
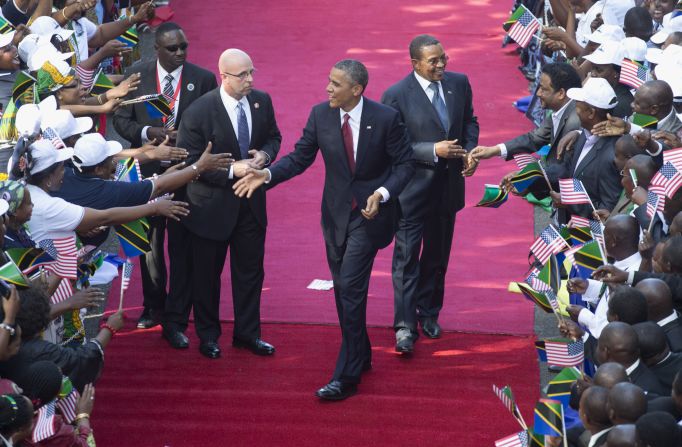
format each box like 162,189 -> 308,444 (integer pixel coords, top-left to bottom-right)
0,323 -> 15,336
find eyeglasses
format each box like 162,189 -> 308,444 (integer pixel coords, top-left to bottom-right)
221,68 -> 257,81
164,42 -> 189,52
422,54 -> 449,66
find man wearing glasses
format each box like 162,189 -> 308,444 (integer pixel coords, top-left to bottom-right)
113,22 -> 217,338
381,34 -> 478,353
168,48 -> 281,359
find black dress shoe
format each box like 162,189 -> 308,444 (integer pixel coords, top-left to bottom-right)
232,338 -> 275,356
162,330 -> 189,349
199,341 -> 221,359
315,380 -> 357,401
137,308 -> 161,329
395,331 -> 417,353
421,318 -> 442,339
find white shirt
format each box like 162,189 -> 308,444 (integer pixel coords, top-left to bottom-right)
574,129 -> 599,173
141,62 -> 185,143
26,185 -> 84,242
69,17 -> 98,63
587,427 -> 613,447
625,358 -> 641,376
414,71 -> 446,162
658,311 -> 679,327
576,1 -> 619,47
219,87 -> 253,180
578,252 -> 642,339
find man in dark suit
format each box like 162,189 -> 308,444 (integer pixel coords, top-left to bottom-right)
112,22 -> 218,330
165,48 -> 281,359
470,62 -> 581,166
637,278 -> 682,352
380,35 -> 478,351
579,386 -> 613,447
233,59 -> 414,400
549,77 -> 623,221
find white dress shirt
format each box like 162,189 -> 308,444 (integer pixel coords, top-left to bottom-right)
573,129 -> 600,173
578,252 -> 642,339
219,87 -> 253,179
627,108 -> 678,157
658,311 -> 679,327
414,71 -> 446,162
141,62 -> 184,143
587,427 -> 613,447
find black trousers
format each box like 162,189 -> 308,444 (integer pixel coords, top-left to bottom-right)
415,169 -> 457,321
164,200 -> 265,343
140,215 -> 167,311
325,212 -> 378,384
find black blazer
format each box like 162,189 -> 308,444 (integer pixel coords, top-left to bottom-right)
381,71 -> 478,214
556,133 -> 622,217
662,317 -> 682,353
629,361 -> 670,396
268,98 -> 414,249
177,88 -> 282,241
651,351 -> 682,389
112,60 -> 218,177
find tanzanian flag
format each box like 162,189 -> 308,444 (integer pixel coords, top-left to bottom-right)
115,157 -> 142,183
568,226 -> 592,246
537,254 -> 560,294
116,26 -> 139,47
476,184 -> 509,208
528,429 -> 545,447
547,367 -> 582,407
0,100 -> 17,141
76,252 -> 105,288
511,162 -> 544,193
632,113 -> 658,129
533,398 -> 563,437
0,259 -> 29,289
0,16 -> 14,35
535,340 -> 547,362
568,241 -> 604,277
115,219 -> 151,257
517,282 -> 553,313
12,71 -> 36,106
144,94 -> 172,118
4,248 -> 55,274
88,69 -> 114,96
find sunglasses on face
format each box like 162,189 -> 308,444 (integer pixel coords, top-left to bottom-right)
164,43 -> 189,52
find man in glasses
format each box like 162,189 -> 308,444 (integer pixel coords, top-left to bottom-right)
380,34 -> 478,353
168,48 -> 281,360
113,22 -> 217,336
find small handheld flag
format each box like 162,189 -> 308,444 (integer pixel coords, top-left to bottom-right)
547,367 -> 582,407
533,398 -> 564,437
476,184 -> 509,208
119,259 -> 134,311
619,59 -> 648,89
88,69 -> 114,96
0,259 -> 29,289
115,219 -> 151,257
545,338 -> 585,367
4,248 -> 54,274
530,225 -> 568,265
513,153 -> 537,170
651,161 -> 682,198
558,178 -> 591,205
495,431 -> 529,447
493,384 -> 528,430
631,113 -> 658,129
511,162 -> 544,193
116,25 -> 139,47
504,5 -> 540,48
0,16 -> 14,35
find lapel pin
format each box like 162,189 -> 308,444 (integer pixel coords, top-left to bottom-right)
366,125 -> 371,129
254,102 -> 260,109
187,83 -> 195,91
447,90 -> 452,94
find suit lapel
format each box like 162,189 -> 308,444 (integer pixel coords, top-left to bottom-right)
247,93 -> 261,149
442,75 -> 456,133
355,99 -> 373,171
176,64 -> 194,119
575,137 -> 604,177
213,90 -> 239,151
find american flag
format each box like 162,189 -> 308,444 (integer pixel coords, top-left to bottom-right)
41,126 -> 66,150
664,147 -> 682,168
525,269 -> 552,293
513,153 -> 537,170
559,178 -> 591,205
76,65 -> 95,91
545,339 -> 584,367
530,225 -> 567,265
546,290 -> 562,314
619,59 -> 648,89
32,401 -> 56,442
647,188 -> 665,219
568,215 -> 590,228
650,161 -> 682,198
39,237 -> 79,280
564,243 -> 583,267
121,260 -> 134,291
50,278 -> 73,304
56,387 -> 79,423
508,6 -> 540,48
590,220 -> 604,246
495,431 -> 529,447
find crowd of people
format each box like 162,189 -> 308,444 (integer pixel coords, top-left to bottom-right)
471,0 -> 682,445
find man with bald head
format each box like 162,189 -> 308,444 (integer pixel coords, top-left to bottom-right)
607,383 -> 647,425
165,48 -> 282,358
604,424 -> 637,447
634,321 -> 682,388
637,278 -> 682,352
597,322 -> 669,395
579,386 -> 613,447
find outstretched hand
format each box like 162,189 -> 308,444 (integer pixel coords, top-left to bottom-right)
233,170 -> 268,198
591,114 -> 628,137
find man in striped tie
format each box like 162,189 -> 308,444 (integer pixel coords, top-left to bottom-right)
113,22 -> 218,333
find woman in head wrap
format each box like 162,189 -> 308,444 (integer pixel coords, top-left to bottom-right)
0,394 -> 33,446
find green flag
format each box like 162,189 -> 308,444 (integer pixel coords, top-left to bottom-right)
533,398 -> 563,437
538,254 -> 560,294
517,282 -> 553,313
476,184 -> 509,208
570,241 -> 603,273
632,113 -> 658,129
88,69 -> 114,96
510,162 -> 544,193
116,25 -> 139,47
0,259 -> 29,289
547,367 -> 582,406
503,5 -> 526,31
11,71 -> 36,106
4,248 -> 54,274
0,16 -> 14,35
115,219 -> 151,257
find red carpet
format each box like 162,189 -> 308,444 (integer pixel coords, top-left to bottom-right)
112,0 -> 538,335
92,323 -> 539,446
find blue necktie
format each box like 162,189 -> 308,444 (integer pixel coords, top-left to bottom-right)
429,82 -> 449,132
237,102 -> 250,160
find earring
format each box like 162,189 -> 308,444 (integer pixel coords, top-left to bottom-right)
46,182 -> 52,188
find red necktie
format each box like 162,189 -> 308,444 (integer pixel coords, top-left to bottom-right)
341,113 -> 357,209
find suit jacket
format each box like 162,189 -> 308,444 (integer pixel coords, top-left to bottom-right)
177,88 -> 281,241
268,98 -> 414,249
380,71 -> 478,214
557,133 -> 622,218
647,396 -> 682,420
629,361 -> 669,396
504,100 -> 580,163
112,60 -> 218,177
662,317 -> 682,352
633,272 -> 682,312
659,112 -> 682,135
651,351 -> 682,389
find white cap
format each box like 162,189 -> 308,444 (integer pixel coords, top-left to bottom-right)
16,96 -> 57,137
40,110 -> 92,140
73,133 -> 122,167
651,15 -> 682,45
646,44 -> 682,65
655,61 -> 682,97
0,199 -> 9,216
28,44 -> 73,72
0,31 -> 16,49
621,37 -> 647,62
588,24 -> 625,45
28,139 -> 73,175
567,77 -> 618,109
585,40 -> 625,66
29,16 -> 73,41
